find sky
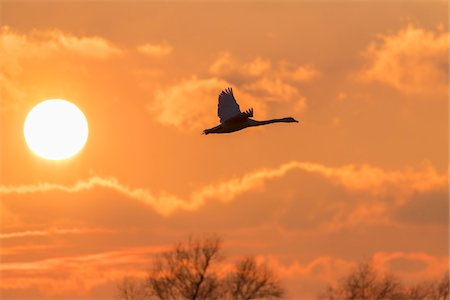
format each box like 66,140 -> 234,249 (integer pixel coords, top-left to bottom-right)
0,1 -> 449,299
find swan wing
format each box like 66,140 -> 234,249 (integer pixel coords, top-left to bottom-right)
218,87 -> 241,123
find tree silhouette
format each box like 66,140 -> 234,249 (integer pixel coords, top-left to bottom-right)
320,260 -> 450,300
117,235 -> 284,300
148,236 -> 223,300
435,273 -> 450,300
225,256 -> 284,300
405,272 -> 449,300
117,276 -> 150,300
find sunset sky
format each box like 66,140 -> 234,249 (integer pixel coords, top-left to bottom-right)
0,1 -> 448,299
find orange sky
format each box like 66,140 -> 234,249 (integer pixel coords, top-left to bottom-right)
0,1 -> 448,299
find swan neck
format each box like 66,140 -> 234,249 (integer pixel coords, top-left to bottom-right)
254,118 -> 287,126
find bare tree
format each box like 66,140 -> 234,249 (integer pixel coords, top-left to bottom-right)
148,236 -> 223,300
435,272 -> 450,300
117,235 -> 285,300
226,256 -> 284,300
405,272 -> 449,300
321,261 -> 450,300
117,276 -> 151,300
320,261 -> 403,300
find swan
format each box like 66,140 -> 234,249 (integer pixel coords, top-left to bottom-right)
203,88 -> 298,135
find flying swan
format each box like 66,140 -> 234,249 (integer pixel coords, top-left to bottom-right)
203,88 -> 298,135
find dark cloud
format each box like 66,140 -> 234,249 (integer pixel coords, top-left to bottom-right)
394,189 -> 449,226
388,257 -> 428,273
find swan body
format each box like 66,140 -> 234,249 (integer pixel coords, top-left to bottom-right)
203,88 -> 298,135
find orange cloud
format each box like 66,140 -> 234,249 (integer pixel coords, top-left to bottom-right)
296,161 -> 447,199
149,76 -> 269,131
0,246 -> 163,296
0,26 -> 122,111
254,252 -> 448,298
149,76 -> 231,130
210,53 -> 272,78
201,52 -> 312,128
321,202 -> 390,232
209,52 -> 319,83
137,41 -> 173,57
242,77 -> 305,104
2,244 -> 445,299
359,24 -> 449,94
372,251 -> 449,281
0,227 -> 113,240
151,53 -> 313,131
0,202 -> 20,229
0,26 -> 121,64
284,64 -> 320,82
1,161 -> 446,216
1,244 -> 63,257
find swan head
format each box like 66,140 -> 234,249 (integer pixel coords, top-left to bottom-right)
203,124 -> 225,135
282,117 -> 299,123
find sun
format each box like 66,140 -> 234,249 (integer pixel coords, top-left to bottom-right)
24,99 -> 89,160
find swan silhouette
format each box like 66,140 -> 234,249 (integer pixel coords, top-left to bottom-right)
203,88 -> 299,135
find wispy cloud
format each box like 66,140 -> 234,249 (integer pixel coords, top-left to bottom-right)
0,246 -> 163,296
210,53 -> 272,78
1,162 -> 446,216
137,41 -> 173,57
1,26 -> 122,62
210,52 -> 319,83
0,227 -> 113,240
294,161 -> 447,199
1,243 -> 446,298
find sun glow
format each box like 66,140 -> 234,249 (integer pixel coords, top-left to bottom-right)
24,99 -> 89,160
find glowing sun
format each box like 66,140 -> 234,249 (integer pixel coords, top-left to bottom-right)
24,99 -> 89,160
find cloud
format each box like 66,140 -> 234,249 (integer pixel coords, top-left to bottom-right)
1,161 -> 446,216
137,41 -> 173,57
2,243 -> 446,299
209,53 -> 314,117
209,52 -> 319,83
209,53 -> 272,78
3,246 -> 331,297
372,251 -> 449,281
359,24 -> 449,94
274,162 -> 447,232
252,251 -> 448,298
295,161 -> 447,199
0,202 -> 21,229
1,244 -> 63,257
0,227 -> 113,240
242,77 -> 301,102
149,76 -> 232,130
149,76 -> 272,130
150,53 -> 313,131
0,246 -> 162,297
284,64 -> 320,82
393,188 -> 449,226
0,26 -> 121,64
0,26 -> 122,111
387,257 -> 428,273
